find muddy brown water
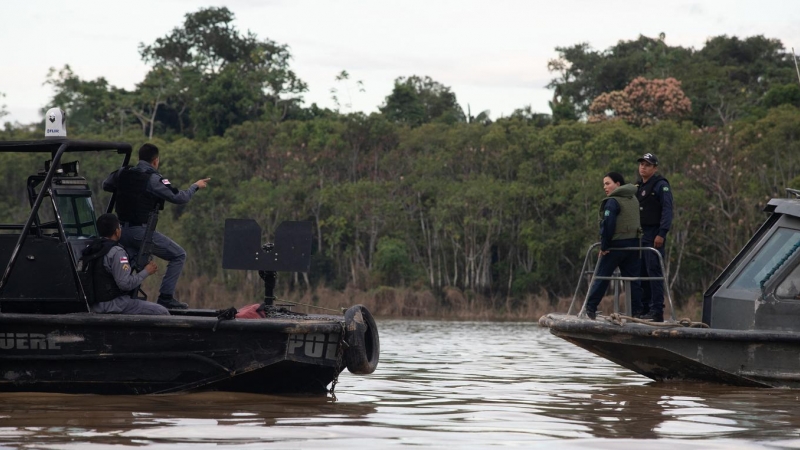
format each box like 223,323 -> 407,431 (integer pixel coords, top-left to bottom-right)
2,320 -> 800,449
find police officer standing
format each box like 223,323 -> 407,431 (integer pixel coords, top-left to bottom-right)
81,213 -> 169,315
635,153 -> 673,322
103,143 -> 210,309
582,172 -> 643,320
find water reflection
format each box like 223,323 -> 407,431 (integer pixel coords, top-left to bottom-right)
3,320 -> 800,448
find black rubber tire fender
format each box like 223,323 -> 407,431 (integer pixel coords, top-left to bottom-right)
343,304 -> 380,375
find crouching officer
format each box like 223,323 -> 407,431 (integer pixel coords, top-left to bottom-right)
80,213 -> 169,315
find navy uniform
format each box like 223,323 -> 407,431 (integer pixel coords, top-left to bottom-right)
81,238 -> 169,315
584,183 -> 643,319
103,160 -> 200,307
636,154 -> 674,318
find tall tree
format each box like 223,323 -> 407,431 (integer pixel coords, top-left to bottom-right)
547,34 -> 795,126
380,76 -> 465,127
139,6 -> 307,137
42,65 -> 133,135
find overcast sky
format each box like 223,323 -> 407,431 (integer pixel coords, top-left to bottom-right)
2,1 -> 799,125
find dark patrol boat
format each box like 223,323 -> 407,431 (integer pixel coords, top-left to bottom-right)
0,109 -> 379,395
540,189 -> 800,388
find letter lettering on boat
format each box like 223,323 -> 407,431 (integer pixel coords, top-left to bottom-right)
29,334 -> 47,349
288,333 -> 339,362
14,333 -> 28,350
325,338 -> 337,360
305,333 -> 326,358
0,332 -> 62,350
0,334 -> 12,350
288,334 -> 304,354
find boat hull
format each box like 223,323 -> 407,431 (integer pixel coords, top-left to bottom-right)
539,313 -> 800,388
0,312 -> 345,395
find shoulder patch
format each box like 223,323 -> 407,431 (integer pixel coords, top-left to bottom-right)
663,186 -> 670,192
119,256 -> 129,264
122,264 -> 130,272
604,210 -> 610,217
161,178 -> 171,185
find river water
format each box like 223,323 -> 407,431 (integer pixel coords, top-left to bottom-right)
3,320 -> 800,449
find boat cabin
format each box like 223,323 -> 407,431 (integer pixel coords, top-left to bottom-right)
703,192 -> 800,331
0,129 -> 132,314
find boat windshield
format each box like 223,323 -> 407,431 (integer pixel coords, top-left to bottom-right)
776,263 -> 800,300
55,194 -> 98,238
729,227 -> 800,292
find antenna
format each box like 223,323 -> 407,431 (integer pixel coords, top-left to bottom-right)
794,47 -> 800,87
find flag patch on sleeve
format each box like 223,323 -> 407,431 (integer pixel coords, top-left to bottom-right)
162,179 -> 171,185
120,256 -> 129,264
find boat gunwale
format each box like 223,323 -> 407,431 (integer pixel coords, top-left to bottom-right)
0,311 -> 344,333
541,313 -> 800,343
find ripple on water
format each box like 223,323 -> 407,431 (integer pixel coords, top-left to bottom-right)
1,320 -> 799,448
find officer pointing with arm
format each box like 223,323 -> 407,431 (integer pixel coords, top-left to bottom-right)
103,143 -> 210,309
635,153 -> 674,322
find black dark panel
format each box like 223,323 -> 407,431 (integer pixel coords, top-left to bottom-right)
223,220 -> 312,272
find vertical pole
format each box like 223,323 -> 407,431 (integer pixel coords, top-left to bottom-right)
0,143 -> 68,296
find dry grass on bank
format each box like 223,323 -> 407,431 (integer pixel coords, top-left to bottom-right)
153,277 -> 704,322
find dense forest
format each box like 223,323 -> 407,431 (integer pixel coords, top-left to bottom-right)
2,7 -> 800,317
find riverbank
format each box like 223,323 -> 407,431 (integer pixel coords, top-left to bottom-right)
165,277 -> 703,321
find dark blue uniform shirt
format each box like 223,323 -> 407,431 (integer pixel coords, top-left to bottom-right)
648,178 -> 673,239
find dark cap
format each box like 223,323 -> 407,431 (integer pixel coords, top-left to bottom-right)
637,153 -> 659,166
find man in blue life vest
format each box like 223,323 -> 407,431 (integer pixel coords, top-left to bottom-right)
80,213 -> 169,315
583,172 -> 643,320
635,153 -> 673,322
103,143 -> 210,309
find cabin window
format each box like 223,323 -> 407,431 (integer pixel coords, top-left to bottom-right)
35,198 -> 59,233
729,227 -> 800,292
776,264 -> 800,300
55,195 -> 98,238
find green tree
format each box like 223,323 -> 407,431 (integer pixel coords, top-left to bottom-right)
762,83 -> 800,108
547,34 -> 796,126
43,65 -> 133,135
330,70 -> 365,112
139,6 -> 307,137
547,35 -> 682,118
373,237 -> 416,285
0,92 -> 7,121
380,75 -> 465,127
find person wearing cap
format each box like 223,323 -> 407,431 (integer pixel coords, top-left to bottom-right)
634,152 -> 673,322
582,172 -> 643,320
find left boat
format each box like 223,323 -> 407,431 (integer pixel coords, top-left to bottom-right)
0,108 -> 379,395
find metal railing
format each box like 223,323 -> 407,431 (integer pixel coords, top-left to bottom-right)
566,242 -> 676,322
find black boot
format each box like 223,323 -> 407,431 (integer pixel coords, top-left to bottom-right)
157,294 -> 188,309
641,311 -> 663,322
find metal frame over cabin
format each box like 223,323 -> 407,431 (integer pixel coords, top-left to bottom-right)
0,138 -> 132,314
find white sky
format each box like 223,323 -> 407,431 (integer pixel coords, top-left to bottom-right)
1,0 -> 799,125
